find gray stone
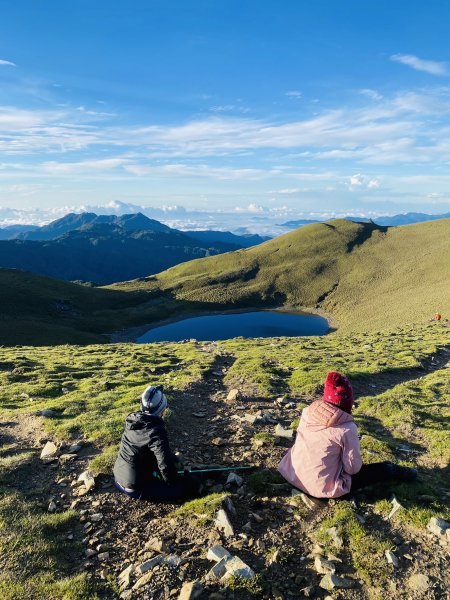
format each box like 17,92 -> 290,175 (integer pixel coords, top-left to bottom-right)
275,423 -> 293,439
243,413 -> 259,425
40,441 -> 59,461
90,513 -> 103,522
319,574 -> 355,591
222,556 -> 255,579
314,555 -> 336,574
226,472 -> 243,487
48,500 -> 57,512
85,548 -> 97,558
145,537 -> 168,553
226,389 -> 240,401
97,552 -> 110,561
214,508 -> 234,537
118,564 -> 135,589
132,571 -> 154,590
407,573 -> 430,593
207,556 -> 229,579
67,444 -> 82,453
388,496 -> 404,519
385,550 -> 399,567
327,526 -> 344,549
38,409 -> 58,418
164,554 -> 182,567
77,470 -> 96,491
296,491 -> 325,510
427,516 -> 450,537
178,581 -> 203,600
136,554 -> 164,575
223,496 -> 237,515
207,544 -> 232,562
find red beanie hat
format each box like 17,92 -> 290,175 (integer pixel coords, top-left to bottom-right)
323,371 -> 354,414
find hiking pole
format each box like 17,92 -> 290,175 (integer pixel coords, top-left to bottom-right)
178,465 -> 255,475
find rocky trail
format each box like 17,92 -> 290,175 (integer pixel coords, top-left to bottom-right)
1,343 -> 449,600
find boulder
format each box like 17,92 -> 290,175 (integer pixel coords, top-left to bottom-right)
226,472 -> 243,487
40,441 -> 59,461
319,574 -> 355,591
221,556 -> 255,579
388,496 -> 404,519
178,581 -> 203,600
226,389 -> 240,402
385,550 -> 399,567
207,544 -> 232,562
427,516 -> 450,537
77,470 -> 96,492
136,555 -> 164,575
214,509 -> 234,537
275,423 -> 293,439
118,564 -> 134,589
407,573 -> 430,593
314,555 -> 336,574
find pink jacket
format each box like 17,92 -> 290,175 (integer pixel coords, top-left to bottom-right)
278,400 -> 362,498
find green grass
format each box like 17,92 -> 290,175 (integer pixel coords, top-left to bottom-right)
225,574 -> 265,595
172,493 -> 228,525
316,504 -> 393,590
247,469 -> 285,493
0,476 -> 103,599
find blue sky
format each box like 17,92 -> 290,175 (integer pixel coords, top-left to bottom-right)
2,0 -> 450,224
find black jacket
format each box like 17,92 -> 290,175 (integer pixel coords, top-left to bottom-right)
113,411 -> 178,489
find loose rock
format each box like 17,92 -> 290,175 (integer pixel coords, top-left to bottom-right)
319,574 -> 355,591
178,581 -> 203,600
214,509 -> 234,537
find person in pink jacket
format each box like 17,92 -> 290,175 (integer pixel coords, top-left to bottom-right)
278,372 -> 416,498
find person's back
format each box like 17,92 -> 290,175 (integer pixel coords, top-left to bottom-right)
113,410 -> 177,490
113,384 -> 201,502
278,399 -> 361,498
278,371 -> 417,499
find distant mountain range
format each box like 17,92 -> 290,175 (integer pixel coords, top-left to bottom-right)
0,212 -> 268,284
281,211 -> 450,229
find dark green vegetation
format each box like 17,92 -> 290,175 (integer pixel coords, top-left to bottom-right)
1,218 -> 449,346
0,213 -> 243,285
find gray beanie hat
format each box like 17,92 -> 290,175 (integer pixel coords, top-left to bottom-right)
141,385 -> 167,416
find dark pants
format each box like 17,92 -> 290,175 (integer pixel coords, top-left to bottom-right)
350,461 -> 413,492
115,472 -> 201,502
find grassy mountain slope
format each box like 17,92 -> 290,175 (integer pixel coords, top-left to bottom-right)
0,269 -> 149,345
1,218 -> 449,345
115,218 -> 450,332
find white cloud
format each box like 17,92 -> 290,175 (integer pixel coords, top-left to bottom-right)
286,90 -> 302,98
234,203 -> 264,213
359,89 -> 383,101
348,174 -> 380,189
391,54 -> 448,76
0,59 -> 16,67
274,188 -> 302,194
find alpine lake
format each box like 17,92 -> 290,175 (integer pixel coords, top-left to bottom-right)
137,310 -> 329,343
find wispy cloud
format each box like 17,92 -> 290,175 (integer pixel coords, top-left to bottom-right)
391,54 -> 448,76
0,59 -> 16,67
285,90 -> 302,98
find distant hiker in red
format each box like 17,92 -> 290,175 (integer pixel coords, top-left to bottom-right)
278,372 -> 417,498
435,312 -> 442,321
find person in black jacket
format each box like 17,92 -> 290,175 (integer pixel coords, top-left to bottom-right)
113,385 -> 201,501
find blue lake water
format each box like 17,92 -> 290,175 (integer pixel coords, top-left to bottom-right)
137,310 -> 329,343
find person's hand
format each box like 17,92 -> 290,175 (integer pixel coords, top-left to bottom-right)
174,451 -> 184,468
